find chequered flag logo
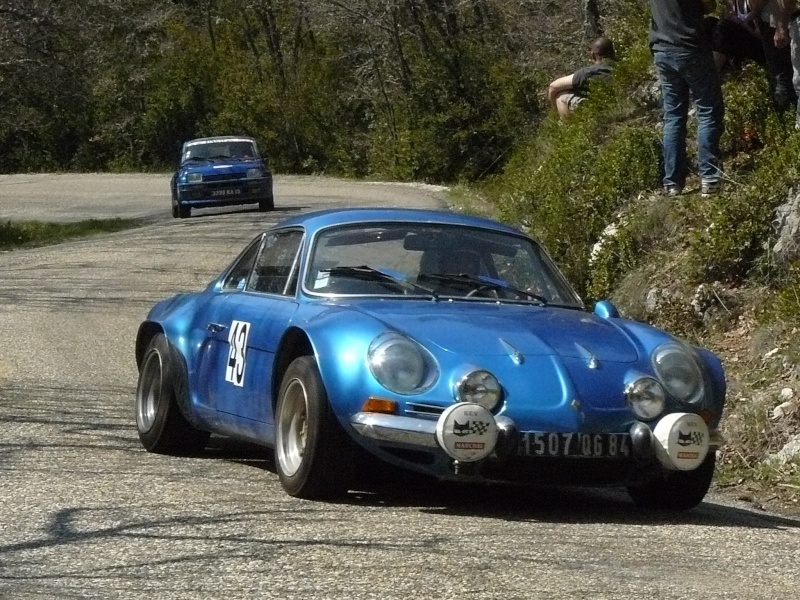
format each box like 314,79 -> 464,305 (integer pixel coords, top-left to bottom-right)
677,430 -> 705,447
470,421 -> 491,435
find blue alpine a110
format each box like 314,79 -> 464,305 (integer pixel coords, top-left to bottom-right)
135,208 -> 726,509
170,136 -> 273,218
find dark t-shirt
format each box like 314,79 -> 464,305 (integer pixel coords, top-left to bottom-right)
705,16 -> 765,65
649,0 -> 711,52
571,63 -> 613,96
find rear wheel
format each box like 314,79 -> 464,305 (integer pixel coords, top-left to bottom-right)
275,356 -> 353,499
136,334 -> 209,454
626,454 -> 716,511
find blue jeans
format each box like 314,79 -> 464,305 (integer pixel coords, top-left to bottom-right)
653,49 -> 725,188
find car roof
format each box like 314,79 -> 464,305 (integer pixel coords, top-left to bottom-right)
184,136 -> 256,146
273,207 -> 525,236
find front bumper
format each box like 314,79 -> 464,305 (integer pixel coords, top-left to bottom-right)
350,411 -> 724,478
176,178 -> 272,208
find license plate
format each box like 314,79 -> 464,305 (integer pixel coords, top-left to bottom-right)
211,188 -> 242,197
518,432 -> 631,458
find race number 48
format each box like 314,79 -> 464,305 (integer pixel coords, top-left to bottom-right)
225,320 -> 250,387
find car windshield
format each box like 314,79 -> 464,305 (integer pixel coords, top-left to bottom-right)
183,140 -> 257,162
305,222 -> 584,307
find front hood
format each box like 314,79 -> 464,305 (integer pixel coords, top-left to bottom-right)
348,300 -> 639,363
181,158 -> 258,176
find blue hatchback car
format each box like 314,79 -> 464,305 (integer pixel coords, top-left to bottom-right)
170,136 -> 274,218
135,208 -> 726,509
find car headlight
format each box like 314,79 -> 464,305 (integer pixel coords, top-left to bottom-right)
187,172 -> 202,183
455,370 -> 502,411
246,168 -> 262,179
625,377 -> 666,420
368,333 -> 436,394
652,342 -> 704,403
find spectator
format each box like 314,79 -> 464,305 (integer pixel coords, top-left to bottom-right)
776,0 -> 800,128
547,37 -> 616,121
649,0 -> 725,197
750,0 -> 797,112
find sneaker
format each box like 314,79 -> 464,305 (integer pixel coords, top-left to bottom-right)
664,185 -> 682,197
701,180 -> 721,196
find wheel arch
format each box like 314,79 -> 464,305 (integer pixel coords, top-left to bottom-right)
272,327 -> 315,413
135,320 -> 206,431
136,321 -> 165,370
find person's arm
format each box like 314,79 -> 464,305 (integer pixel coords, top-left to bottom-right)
775,0 -> 795,47
547,74 -> 576,108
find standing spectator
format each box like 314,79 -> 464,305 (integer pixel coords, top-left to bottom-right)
776,0 -> 800,128
649,0 -> 725,197
547,37 -> 616,121
750,0 -> 797,112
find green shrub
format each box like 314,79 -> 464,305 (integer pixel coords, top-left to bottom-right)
688,131 -> 800,283
721,63 -> 780,157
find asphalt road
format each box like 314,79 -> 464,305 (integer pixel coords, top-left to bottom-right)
1,174 -> 799,600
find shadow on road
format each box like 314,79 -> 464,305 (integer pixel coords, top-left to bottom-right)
203,436 -> 800,531
186,205 -> 306,219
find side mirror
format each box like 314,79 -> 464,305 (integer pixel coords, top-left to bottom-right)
593,300 -> 620,319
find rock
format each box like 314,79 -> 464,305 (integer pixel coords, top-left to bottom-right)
771,400 -> 797,420
645,288 -> 662,313
772,188 -> 800,263
771,434 -> 800,463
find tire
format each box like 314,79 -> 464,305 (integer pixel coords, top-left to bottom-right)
135,333 -> 210,455
626,454 -> 716,511
178,204 -> 191,219
258,195 -> 274,212
274,356 -> 353,499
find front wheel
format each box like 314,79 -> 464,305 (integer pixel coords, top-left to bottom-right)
626,454 -> 716,511
274,356 -> 353,499
258,195 -> 274,212
136,333 -> 209,454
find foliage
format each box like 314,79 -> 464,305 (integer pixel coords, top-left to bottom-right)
489,42 -> 660,296
688,131 -> 800,284
1,0 -> 567,181
756,261 -> 800,325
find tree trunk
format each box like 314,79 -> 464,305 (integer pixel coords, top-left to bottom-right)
583,0 -> 602,40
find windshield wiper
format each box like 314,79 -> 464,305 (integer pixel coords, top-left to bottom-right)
322,265 -> 436,296
418,272 -> 547,304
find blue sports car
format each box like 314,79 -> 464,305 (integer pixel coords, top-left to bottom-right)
170,136 -> 274,218
135,208 -> 726,509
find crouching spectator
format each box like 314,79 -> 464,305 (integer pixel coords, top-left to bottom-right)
548,37 -> 616,120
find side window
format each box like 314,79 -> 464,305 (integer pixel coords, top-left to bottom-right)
221,236 -> 263,291
248,230 -> 304,295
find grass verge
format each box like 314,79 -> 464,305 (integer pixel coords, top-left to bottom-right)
0,218 -> 145,250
